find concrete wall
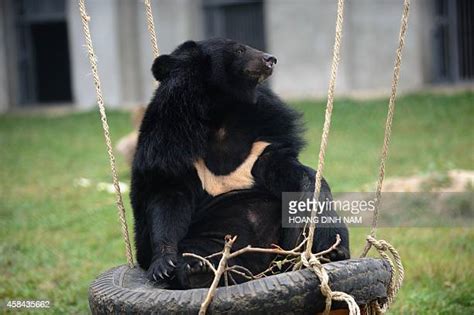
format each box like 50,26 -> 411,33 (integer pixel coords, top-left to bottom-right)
266,0 -> 434,98
68,0 -> 204,110
0,0 -> 8,112
68,0 -> 123,109
0,0 -> 20,112
344,0 -> 434,95
117,0 -> 142,106
265,0 -> 346,98
136,0 -> 204,103
0,0 -> 443,112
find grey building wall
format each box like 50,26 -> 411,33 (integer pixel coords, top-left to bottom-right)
265,0 -> 347,98
0,0 -> 461,112
0,0 -> 8,112
343,0 -> 433,95
0,0 -> 19,112
68,0 -> 125,109
136,0 -> 204,104
266,0 -> 434,98
68,0 -> 203,110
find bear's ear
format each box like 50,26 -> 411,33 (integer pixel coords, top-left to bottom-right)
178,40 -> 198,50
151,55 -> 177,81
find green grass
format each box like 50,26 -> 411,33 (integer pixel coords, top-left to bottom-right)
296,92 -> 474,190
0,91 -> 473,314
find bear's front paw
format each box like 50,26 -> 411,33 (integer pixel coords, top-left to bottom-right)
174,257 -> 215,289
147,254 -> 177,281
184,259 -> 214,275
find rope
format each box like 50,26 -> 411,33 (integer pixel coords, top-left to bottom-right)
361,0 -> 411,257
301,1 -> 356,314
78,0 -> 134,267
144,0 -> 160,59
359,1 -> 410,312
365,236 -> 404,313
301,0 -> 409,312
305,0 -> 345,256
78,0 -> 408,312
301,253 -> 360,315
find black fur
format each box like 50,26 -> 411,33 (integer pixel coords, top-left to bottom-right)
131,38 -> 349,289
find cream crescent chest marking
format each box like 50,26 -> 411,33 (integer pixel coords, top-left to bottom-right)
194,141 -> 270,196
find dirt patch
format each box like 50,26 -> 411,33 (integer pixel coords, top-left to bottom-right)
335,170 -> 474,226
372,169 -> 474,193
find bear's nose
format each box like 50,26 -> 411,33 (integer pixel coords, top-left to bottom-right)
262,54 -> 277,68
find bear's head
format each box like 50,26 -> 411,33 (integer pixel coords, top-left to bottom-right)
151,38 -> 277,102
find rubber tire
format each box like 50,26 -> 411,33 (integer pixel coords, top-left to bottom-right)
89,258 -> 391,314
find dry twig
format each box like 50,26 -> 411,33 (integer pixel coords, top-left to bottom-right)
196,235 -> 236,315
182,234 -> 342,315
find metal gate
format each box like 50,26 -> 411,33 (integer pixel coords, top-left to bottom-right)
433,0 -> 473,82
13,0 -> 72,104
203,0 -> 266,50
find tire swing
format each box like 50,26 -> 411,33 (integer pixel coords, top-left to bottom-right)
81,0 -> 410,314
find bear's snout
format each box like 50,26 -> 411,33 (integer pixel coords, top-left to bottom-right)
262,53 -> 277,69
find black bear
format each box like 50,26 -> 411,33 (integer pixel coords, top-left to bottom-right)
131,38 -> 349,289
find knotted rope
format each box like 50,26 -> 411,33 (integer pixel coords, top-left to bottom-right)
78,0 -> 134,267
78,0 -> 409,312
301,253 -> 360,315
304,0 -> 410,313
366,236 -> 404,305
302,1 -> 360,314
359,0 -> 410,312
364,236 -> 405,314
361,0 -> 411,256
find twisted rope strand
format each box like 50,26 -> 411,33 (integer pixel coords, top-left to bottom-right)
78,0 -> 133,267
306,0 -> 345,256
301,253 -> 360,315
365,236 -> 405,313
79,0 -> 407,311
357,1 -> 410,312
144,0 -> 160,60
302,1 -> 359,314
361,0 -> 411,258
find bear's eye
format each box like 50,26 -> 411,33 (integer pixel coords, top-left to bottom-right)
236,47 -> 245,54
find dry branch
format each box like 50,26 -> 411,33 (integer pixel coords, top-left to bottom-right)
182,253 -> 217,274
182,234 -> 342,315
197,235 -> 237,315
